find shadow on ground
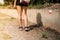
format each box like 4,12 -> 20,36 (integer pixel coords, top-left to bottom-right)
27,12 -> 43,31
43,27 -> 60,40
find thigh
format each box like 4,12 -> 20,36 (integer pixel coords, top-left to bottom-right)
16,6 -> 23,15
23,6 -> 27,14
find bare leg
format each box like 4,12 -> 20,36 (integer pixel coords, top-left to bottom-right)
23,6 -> 28,27
23,6 -> 31,31
16,6 -> 23,27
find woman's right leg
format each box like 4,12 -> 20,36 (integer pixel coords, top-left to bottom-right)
16,6 -> 23,27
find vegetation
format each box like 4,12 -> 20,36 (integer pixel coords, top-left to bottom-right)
28,0 -> 60,9
1,0 -> 60,9
4,0 -> 13,5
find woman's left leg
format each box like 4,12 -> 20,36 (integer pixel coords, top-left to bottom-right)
23,6 -> 31,31
23,6 -> 28,27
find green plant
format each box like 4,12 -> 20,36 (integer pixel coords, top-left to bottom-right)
0,3 -> 4,6
28,4 -> 44,9
4,0 -> 13,6
42,31 -> 48,38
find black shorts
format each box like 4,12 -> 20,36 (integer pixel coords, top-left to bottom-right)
16,0 -> 28,6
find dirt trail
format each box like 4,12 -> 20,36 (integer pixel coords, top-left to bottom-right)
0,11 -> 60,40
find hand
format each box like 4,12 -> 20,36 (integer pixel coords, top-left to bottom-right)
14,4 -> 16,9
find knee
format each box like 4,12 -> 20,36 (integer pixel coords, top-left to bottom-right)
18,15 -> 22,19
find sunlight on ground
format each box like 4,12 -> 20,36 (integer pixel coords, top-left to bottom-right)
0,32 -> 12,40
0,13 -> 13,40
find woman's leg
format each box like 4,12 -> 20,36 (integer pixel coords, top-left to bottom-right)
16,6 -> 23,27
23,6 -> 31,31
23,6 -> 28,27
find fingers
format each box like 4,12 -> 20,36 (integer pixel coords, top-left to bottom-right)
14,4 -> 17,9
